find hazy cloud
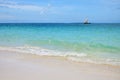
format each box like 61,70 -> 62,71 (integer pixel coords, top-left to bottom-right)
0,0 -> 51,14
0,13 -> 14,19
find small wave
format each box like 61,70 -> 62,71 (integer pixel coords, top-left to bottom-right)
0,46 -> 87,57
0,46 -> 120,66
67,57 -> 120,66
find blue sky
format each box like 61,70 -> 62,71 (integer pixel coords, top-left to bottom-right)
0,0 -> 120,23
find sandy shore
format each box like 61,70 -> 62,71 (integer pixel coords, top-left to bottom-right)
0,50 -> 120,80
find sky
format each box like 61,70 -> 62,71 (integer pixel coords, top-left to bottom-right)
0,0 -> 120,23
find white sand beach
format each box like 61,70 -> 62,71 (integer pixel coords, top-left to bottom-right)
0,50 -> 120,80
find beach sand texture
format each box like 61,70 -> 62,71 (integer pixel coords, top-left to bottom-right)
0,50 -> 120,80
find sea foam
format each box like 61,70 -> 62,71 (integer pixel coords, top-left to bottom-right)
0,46 -> 120,66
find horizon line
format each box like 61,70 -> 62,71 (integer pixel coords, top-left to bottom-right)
0,22 -> 120,24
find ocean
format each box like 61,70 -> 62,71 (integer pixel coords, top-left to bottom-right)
0,23 -> 120,65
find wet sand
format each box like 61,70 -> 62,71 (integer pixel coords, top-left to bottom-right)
0,50 -> 120,80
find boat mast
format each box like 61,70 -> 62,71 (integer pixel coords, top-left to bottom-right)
84,18 -> 89,24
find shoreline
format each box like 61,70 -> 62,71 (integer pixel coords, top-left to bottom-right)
0,50 -> 120,80
0,46 -> 120,66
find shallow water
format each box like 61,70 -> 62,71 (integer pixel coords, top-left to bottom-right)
0,23 -> 120,65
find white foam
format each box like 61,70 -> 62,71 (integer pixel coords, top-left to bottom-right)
67,56 -> 120,66
0,46 -> 120,66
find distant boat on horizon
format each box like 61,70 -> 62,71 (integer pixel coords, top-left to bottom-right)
84,18 -> 91,24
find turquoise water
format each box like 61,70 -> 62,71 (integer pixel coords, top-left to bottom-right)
0,23 -> 120,65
